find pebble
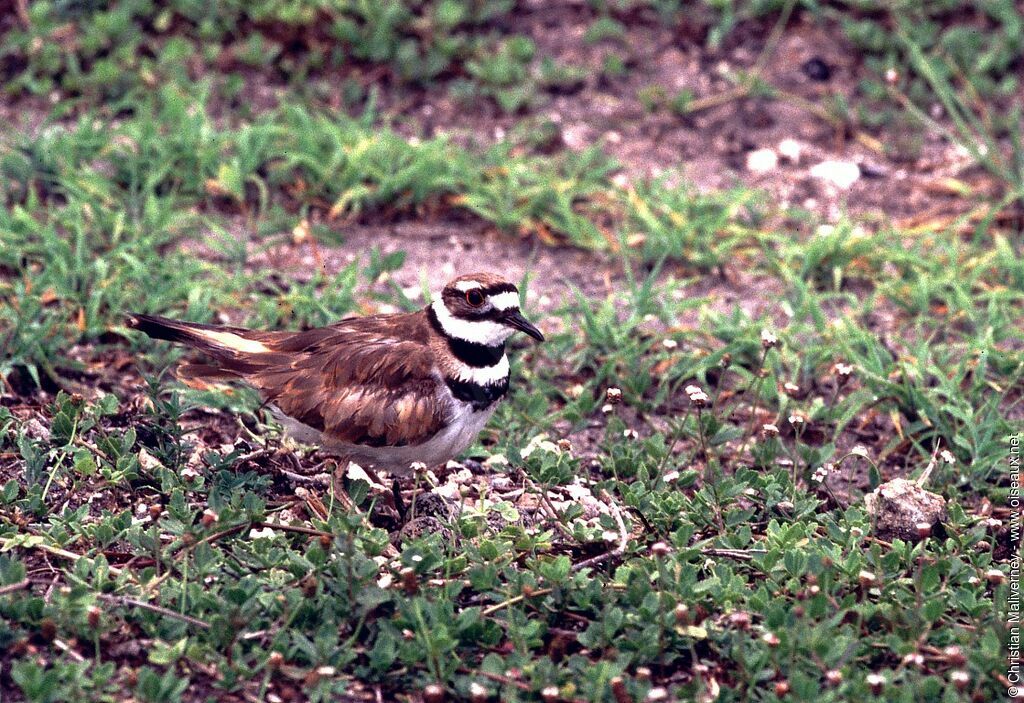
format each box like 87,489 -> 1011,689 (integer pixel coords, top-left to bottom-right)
809,160 -> 861,189
777,138 -> 802,163
745,148 -> 778,174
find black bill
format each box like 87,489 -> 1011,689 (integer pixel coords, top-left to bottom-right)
503,310 -> 545,342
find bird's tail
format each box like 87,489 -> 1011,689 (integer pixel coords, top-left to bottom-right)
126,312 -> 274,385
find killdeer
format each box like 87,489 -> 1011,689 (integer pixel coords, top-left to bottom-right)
127,273 -> 543,475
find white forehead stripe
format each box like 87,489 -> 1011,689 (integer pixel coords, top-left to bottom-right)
489,291 -> 520,311
431,300 -> 515,346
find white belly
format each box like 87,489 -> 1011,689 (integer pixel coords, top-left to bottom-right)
271,399 -> 497,475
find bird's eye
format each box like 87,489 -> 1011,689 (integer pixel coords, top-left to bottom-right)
465,289 -> 485,307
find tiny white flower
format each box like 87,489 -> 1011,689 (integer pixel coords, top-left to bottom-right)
850,445 -> 869,458
760,329 -> 778,349
662,338 -> 678,349
688,390 -> 710,407
939,449 -> 955,465
777,138 -> 801,163
866,673 -> 886,688
833,362 -> 854,377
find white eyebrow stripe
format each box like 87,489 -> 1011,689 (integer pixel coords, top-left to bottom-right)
454,281 -> 482,292
431,300 -> 514,346
489,291 -> 520,311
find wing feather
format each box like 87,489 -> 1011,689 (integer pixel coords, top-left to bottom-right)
248,316 -> 450,448
129,311 -> 451,448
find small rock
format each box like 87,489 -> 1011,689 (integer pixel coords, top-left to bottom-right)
746,148 -> 778,174
397,516 -> 453,544
809,160 -> 861,189
777,138 -> 802,164
865,478 -> 947,541
25,417 -> 50,442
801,57 -> 832,82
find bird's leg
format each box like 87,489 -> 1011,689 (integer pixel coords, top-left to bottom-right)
392,480 -> 407,523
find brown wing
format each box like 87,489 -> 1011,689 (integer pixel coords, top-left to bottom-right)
246,316 -> 451,448
128,311 -> 451,448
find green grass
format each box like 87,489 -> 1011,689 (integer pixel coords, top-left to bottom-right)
1,2 -> 1022,701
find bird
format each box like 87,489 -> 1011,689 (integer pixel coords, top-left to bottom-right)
126,273 -> 544,477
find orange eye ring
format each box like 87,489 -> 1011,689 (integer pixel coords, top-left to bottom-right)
465,289 -> 485,307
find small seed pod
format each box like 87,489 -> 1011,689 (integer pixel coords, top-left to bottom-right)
610,676 -> 631,703
901,652 -> 924,669
301,575 -> 318,598
401,567 -> 419,596
728,611 -> 751,630
825,670 -> 843,687
651,542 -> 671,558
760,329 -> 778,350
832,362 -> 854,383
469,682 -> 489,703
857,570 -> 877,588
605,387 -> 623,405
949,670 -> 969,691
541,685 -> 561,703
943,645 -> 965,665
87,606 -> 101,629
719,353 -> 732,369
149,504 -> 163,520
318,534 -> 332,550
200,509 -> 218,528
267,651 -> 285,669
423,684 -> 446,703
866,673 -> 885,695
774,680 -> 790,697
674,603 -> 690,624
762,632 -> 780,647
985,568 -> 1006,585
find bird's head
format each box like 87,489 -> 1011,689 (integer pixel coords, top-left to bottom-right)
430,273 -> 544,346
